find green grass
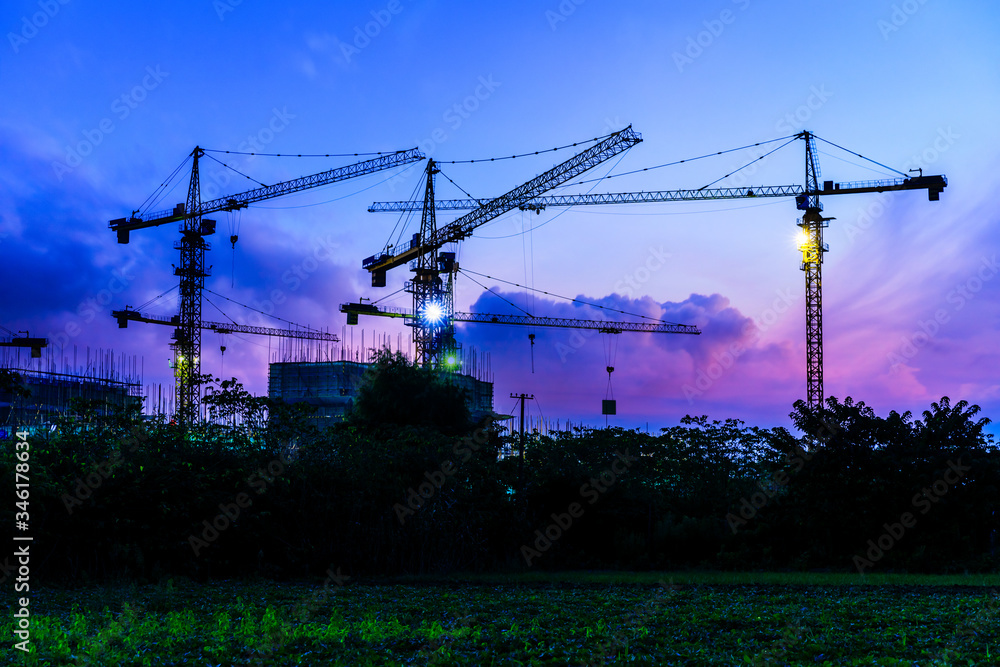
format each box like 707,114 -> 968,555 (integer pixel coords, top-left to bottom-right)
2,575 -> 997,665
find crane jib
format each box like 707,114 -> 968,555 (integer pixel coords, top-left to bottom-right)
109,148 -> 424,242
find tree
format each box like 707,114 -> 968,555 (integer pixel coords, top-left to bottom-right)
348,349 -> 472,435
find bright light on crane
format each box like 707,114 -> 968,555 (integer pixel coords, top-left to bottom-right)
797,229 -> 810,248
422,302 -> 446,325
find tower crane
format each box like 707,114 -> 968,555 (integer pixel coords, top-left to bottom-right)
359,127 -> 663,368
368,131 -> 948,412
109,147 -> 424,424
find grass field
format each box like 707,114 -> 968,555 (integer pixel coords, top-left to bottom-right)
3,573 -> 998,665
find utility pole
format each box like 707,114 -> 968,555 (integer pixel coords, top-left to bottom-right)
511,392 -> 534,498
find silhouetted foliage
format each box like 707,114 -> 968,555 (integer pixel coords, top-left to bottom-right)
4,385 -> 998,584
347,350 -> 473,435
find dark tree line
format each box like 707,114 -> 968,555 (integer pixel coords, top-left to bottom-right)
4,352 -> 998,584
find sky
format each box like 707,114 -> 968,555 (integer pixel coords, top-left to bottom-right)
2,0 -> 999,432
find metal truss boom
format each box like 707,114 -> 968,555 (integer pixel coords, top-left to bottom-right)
113,309 -> 339,341
339,302 -> 700,335
110,149 -> 424,242
367,176 -> 947,212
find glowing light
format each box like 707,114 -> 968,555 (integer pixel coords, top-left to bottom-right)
445,355 -> 458,367
422,302 -> 445,324
797,229 -> 810,247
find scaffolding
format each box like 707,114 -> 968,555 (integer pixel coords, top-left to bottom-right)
0,345 -> 142,435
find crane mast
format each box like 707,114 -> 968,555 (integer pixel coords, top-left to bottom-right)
798,131 -> 828,412
175,147 -> 207,423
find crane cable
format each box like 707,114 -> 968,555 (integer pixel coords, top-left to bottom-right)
437,167 -> 481,202
557,134 -> 798,189
603,329 -> 617,399
812,134 -> 909,178
460,271 -> 534,317
226,208 -> 242,287
603,330 -> 618,428
457,268 -> 685,326
436,131 -> 618,164
134,284 -> 179,312
476,149 -> 632,240
520,208 -> 536,373
697,136 -> 799,190
202,288 -> 324,332
384,166 -> 426,255
137,154 -> 191,217
201,148 -> 416,158
202,152 -> 269,188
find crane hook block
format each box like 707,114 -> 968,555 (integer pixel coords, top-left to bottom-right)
607,366 -> 615,374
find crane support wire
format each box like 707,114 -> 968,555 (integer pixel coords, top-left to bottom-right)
559,134 -> 798,188
697,136 -> 799,190
135,284 -> 180,312
202,152 -> 269,188
202,287 -> 323,332
458,268 -> 682,325
203,295 -> 239,325
138,154 -> 191,216
384,164 -> 426,252
437,167 -> 482,202
436,131 -> 618,164
477,150 -> 631,240
812,134 -> 909,178
460,271 -> 535,317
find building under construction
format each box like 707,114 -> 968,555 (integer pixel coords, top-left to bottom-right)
0,346 -> 142,437
267,336 -> 494,429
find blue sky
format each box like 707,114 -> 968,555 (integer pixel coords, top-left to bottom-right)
2,0 -> 999,430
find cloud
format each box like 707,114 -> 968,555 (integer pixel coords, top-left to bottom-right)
459,288 -> 802,424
